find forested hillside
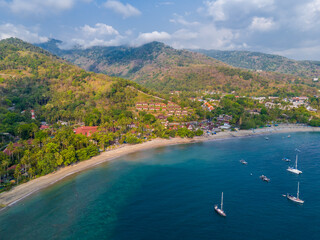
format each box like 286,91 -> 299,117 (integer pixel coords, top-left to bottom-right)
192,49 -> 320,79
0,38 -> 192,188
36,40 -> 319,96
0,38 -> 165,136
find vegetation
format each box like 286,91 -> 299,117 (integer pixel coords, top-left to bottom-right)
37,40 -> 319,96
0,38 -> 204,192
0,38 -> 319,194
193,49 -> 320,79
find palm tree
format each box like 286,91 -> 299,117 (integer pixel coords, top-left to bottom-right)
14,164 -> 22,184
1,159 -> 10,183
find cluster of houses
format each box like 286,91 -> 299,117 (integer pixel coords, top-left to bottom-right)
260,96 -> 317,112
203,101 -> 215,111
164,115 -> 233,132
199,94 -> 318,113
135,102 -> 192,118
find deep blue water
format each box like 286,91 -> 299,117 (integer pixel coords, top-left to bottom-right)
1,132 -> 320,240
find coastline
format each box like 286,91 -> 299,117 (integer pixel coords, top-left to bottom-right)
0,124 -> 319,209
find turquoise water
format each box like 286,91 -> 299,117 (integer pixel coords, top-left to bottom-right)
1,132 -> 320,240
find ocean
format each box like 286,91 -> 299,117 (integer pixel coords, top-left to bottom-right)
0,132 -> 320,240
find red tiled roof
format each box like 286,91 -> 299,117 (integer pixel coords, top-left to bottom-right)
40,125 -> 49,130
3,143 -> 23,155
73,126 -> 98,137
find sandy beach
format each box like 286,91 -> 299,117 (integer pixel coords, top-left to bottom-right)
0,124 -> 319,209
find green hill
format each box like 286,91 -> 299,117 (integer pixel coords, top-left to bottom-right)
0,38 -> 165,131
36,40 -> 320,96
192,49 -> 320,79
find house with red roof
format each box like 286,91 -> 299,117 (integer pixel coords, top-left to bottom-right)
73,126 -> 98,137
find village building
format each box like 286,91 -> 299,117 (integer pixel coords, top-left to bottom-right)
73,126 -> 98,137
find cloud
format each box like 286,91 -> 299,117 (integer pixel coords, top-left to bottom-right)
170,24 -> 237,50
103,0 -> 141,18
170,14 -> 199,27
156,1 -> 174,7
2,0 -> 75,15
249,17 -> 276,31
296,0 -> 320,30
134,31 -> 171,46
59,23 -> 123,49
273,45 -> 320,61
66,37 -> 124,49
0,23 -> 48,43
80,23 -> 119,36
201,0 -> 275,22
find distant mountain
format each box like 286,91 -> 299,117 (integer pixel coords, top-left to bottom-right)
191,49 -> 320,79
36,40 -> 319,96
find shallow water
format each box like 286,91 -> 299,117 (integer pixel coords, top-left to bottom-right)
1,132 -> 320,240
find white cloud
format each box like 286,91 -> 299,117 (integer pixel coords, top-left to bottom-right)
134,31 -> 171,46
249,17 -> 276,31
171,24 -> 237,50
158,2 -> 174,5
296,0 -> 320,30
203,0 -> 227,21
103,0 -> 141,18
67,37 -> 124,49
273,45 -> 320,61
170,14 -> 199,26
59,23 -> 123,49
3,0 -> 75,15
201,0 -> 274,22
172,29 -> 198,40
80,23 -> 119,36
0,23 -> 48,43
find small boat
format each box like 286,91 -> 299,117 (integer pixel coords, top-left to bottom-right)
214,192 -> 226,217
288,135 -> 291,138
265,137 -> 269,140
282,157 -> 291,162
287,154 -> 302,174
260,175 -> 270,182
287,182 -> 304,204
240,159 -> 248,165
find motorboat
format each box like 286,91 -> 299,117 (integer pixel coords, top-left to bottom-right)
282,157 -> 291,162
260,175 -> 270,182
240,159 -> 248,165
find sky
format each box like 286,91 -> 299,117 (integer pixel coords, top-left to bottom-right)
1,0 -> 320,60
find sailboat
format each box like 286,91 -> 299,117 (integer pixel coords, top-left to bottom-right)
287,154 -> 302,174
214,192 -> 226,217
287,182 -> 304,204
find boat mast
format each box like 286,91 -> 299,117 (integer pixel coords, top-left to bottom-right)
297,182 -> 300,199
221,192 -> 224,211
295,154 -> 298,169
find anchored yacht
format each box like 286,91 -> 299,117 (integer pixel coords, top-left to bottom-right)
214,192 -> 226,217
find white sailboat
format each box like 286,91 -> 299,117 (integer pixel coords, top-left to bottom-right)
287,182 -> 304,204
214,192 -> 226,217
287,154 -> 302,174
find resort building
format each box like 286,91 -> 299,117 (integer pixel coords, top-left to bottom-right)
73,126 -> 98,137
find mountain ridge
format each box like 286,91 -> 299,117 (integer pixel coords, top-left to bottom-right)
35,39 -> 319,96
191,49 -> 320,78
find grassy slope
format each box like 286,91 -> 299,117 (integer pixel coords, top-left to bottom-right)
192,49 -> 320,79
0,38 -> 160,123
36,40 -> 320,96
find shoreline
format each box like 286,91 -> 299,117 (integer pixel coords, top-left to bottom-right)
1,124 -> 319,209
